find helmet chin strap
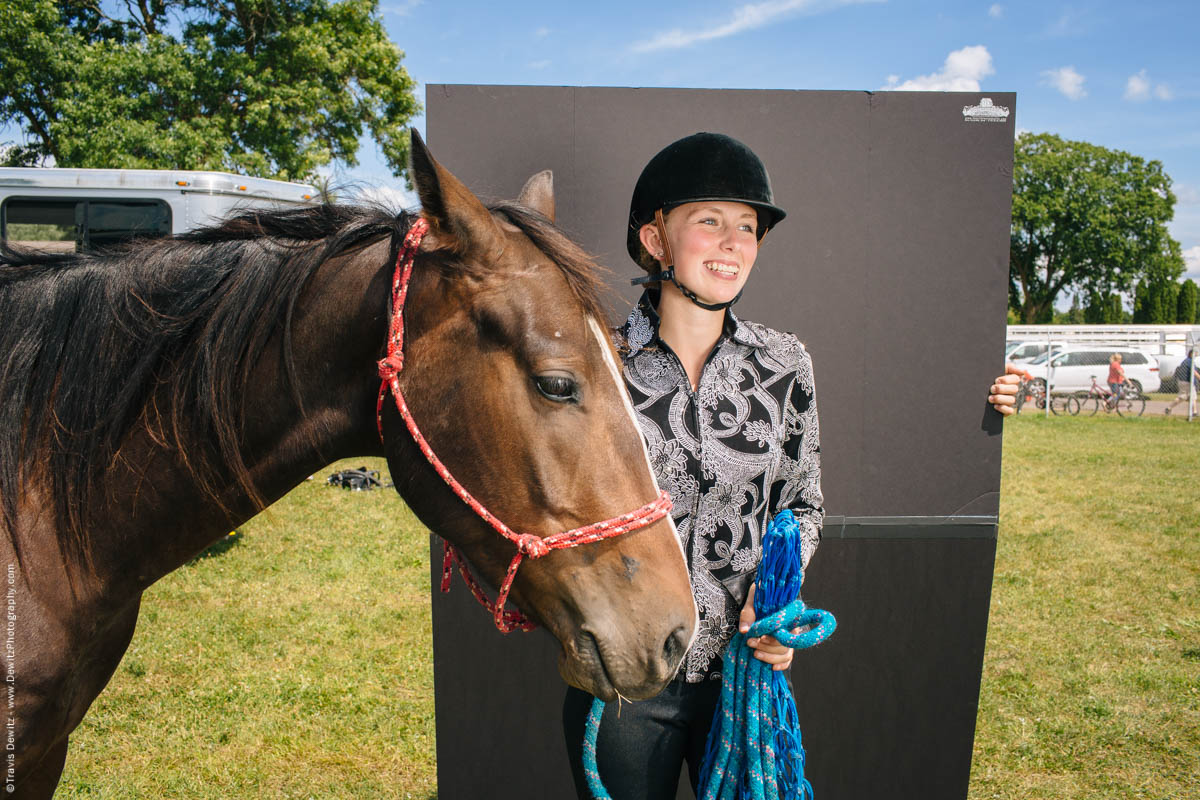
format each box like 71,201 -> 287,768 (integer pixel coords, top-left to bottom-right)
628,208 -> 744,311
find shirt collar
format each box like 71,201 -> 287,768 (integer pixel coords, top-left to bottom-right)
619,288 -> 768,357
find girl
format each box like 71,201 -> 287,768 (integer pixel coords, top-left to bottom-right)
1108,353 -> 1126,407
562,132 -> 1018,800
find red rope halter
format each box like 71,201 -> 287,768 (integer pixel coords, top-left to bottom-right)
376,218 -> 672,633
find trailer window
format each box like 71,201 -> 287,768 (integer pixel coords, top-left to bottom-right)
81,201 -> 171,249
2,197 -> 171,252
1,199 -> 76,252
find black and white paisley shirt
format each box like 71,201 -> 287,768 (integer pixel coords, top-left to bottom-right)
617,291 -> 823,682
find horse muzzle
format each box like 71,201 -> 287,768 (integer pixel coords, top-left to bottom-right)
558,613 -> 694,701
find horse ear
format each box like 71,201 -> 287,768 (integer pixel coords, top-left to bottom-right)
409,128 -> 500,255
517,170 -> 555,223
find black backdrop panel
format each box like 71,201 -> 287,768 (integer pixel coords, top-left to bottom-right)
425,86 -> 1014,800
429,529 -> 996,800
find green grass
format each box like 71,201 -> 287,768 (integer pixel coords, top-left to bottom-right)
58,459 -> 437,799
57,419 -> 1200,798
971,415 -> 1200,800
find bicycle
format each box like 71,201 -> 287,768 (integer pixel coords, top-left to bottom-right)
1079,375 -> 1145,417
1017,376 -> 1080,415
1009,373 -> 1076,415
1015,376 -> 1046,413
1049,391 -> 1081,416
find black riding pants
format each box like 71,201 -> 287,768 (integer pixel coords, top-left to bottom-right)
562,678 -> 722,800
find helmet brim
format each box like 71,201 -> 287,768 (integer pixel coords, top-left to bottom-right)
625,198 -> 786,264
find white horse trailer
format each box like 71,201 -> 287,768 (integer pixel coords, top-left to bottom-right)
0,167 -> 318,252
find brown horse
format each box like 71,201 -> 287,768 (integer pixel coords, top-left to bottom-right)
0,132 -> 697,798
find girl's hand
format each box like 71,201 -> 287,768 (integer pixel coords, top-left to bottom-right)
738,584 -> 795,671
989,364 -> 1023,416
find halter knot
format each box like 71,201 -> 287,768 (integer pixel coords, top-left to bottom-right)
516,533 -> 551,559
377,354 -> 405,380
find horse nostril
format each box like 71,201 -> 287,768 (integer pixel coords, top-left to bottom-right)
662,625 -> 688,668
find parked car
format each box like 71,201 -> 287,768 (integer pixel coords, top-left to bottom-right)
1023,346 -> 1162,394
1152,346 -> 1195,393
1005,341 -> 1051,363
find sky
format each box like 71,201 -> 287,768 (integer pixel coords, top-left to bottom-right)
4,1 -> 1197,282
335,0 -> 1200,283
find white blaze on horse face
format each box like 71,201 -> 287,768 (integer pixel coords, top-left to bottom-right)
585,316 -> 699,655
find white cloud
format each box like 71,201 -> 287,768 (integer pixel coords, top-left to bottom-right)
381,0 -> 422,16
988,4 -> 1003,19
1040,66 -> 1086,100
355,184 -> 419,213
534,26 -> 551,38
1175,184 -> 1200,206
1184,246 -> 1200,280
881,45 -> 994,91
529,59 -> 551,69
1044,11 -> 1076,37
1124,69 -> 1151,101
631,0 -> 881,53
1123,69 -> 1171,102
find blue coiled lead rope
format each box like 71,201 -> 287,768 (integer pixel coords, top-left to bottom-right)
583,510 -> 835,800
696,510 -> 836,800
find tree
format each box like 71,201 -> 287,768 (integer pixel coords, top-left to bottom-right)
1178,279 -> 1199,324
1083,291 -> 1128,324
1009,132 -> 1184,323
1133,279 -> 1180,324
1065,294 -> 1084,324
1050,294 -> 1085,324
0,0 -> 419,181
1152,281 -> 1179,324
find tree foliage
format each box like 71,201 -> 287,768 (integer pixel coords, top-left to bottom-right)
1178,279 -> 1200,324
1082,292 -> 1128,325
1010,132 -> 1184,323
1132,279 -> 1180,324
0,0 -> 419,181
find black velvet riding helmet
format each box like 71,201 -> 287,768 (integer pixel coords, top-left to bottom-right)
625,132 -> 787,265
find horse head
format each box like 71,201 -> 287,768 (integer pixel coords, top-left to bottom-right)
381,133 -> 697,701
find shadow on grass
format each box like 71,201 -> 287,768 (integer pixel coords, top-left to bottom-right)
188,530 -> 244,563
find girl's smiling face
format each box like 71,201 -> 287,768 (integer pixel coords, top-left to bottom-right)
641,201 -> 760,307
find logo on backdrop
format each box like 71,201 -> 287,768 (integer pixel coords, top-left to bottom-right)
962,98 -> 1010,123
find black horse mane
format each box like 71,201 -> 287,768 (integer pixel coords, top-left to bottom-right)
0,200 -> 609,561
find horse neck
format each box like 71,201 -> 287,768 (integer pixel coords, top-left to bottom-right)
72,238 -> 398,600
234,238 -> 398,487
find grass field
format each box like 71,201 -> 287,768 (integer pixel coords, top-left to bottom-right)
971,415 -> 1199,799
57,417 -> 1199,798
59,466 -> 439,799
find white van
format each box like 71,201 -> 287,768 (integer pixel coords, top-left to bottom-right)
1024,346 -> 1162,394
0,167 -> 318,252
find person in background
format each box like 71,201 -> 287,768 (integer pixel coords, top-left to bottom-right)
1165,348 -> 1199,415
1108,353 -> 1126,407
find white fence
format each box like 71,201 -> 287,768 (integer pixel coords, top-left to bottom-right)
1007,324 -> 1199,354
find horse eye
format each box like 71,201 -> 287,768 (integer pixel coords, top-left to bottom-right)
534,374 -> 578,403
